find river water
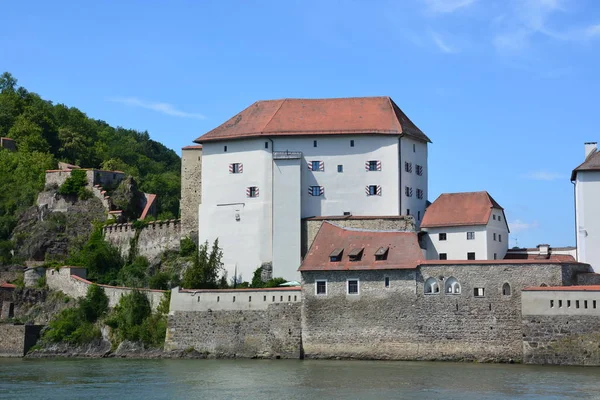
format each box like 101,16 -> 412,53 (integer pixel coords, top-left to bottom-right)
1,358 -> 600,399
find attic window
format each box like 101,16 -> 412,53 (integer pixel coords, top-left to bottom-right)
348,247 -> 364,261
329,248 -> 343,262
374,247 -> 389,261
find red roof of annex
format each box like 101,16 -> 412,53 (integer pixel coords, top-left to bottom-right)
194,97 -> 431,144
421,191 -> 508,229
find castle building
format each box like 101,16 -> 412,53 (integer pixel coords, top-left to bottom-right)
572,142 -> 600,270
420,191 -> 509,261
191,97 -> 431,281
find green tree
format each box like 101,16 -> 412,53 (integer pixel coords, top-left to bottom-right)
0,72 -> 17,93
182,239 -> 223,289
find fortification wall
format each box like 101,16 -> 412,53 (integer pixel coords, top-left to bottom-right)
170,287 -> 302,312
300,262 -> 588,362
301,216 -> 415,256
0,325 -> 43,357
46,267 -> 166,310
180,147 -> 202,240
103,220 -> 181,263
165,303 -> 302,358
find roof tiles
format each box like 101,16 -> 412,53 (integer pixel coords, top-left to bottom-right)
421,191 -> 506,229
195,97 -> 430,144
571,150 -> 600,180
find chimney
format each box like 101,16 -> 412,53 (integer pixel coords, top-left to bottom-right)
585,142 -> 597,159
537,244 -> 550,259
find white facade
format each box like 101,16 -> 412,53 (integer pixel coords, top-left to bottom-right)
198,134 -> 428,282
574,169 -> 600,270
423,209 -> 508,260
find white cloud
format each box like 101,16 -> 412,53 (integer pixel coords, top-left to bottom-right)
521,171 -> 568,181
509,219 -> 540,233
107,97 -> 206,120
423,0 -> 478,13
431,31 -> 458,53
585,24 -> 600,38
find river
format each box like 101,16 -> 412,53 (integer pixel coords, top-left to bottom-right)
1,358 -> 600,399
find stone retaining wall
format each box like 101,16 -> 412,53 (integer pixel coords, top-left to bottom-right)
0,325 -> 43,357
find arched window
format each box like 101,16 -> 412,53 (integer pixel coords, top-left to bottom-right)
424,277 -> 439,294
502,283 -> 511,296
445,277 -> 461,294
540,283 -> 548,287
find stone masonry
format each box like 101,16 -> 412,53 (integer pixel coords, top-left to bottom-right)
0,325 -> 43,357
180,146 -> 202,241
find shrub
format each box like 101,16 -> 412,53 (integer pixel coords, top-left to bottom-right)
67,224 -> 123,283
148,272 -> 172,290
36,275 -> 47,289
106,290 -> 151,343
265,277 -> 287,288
58,169 -> 87,196
179,237 -> 197,257
118,256 -> 149,288
79,284 -> 109,322
182,239 -> 223,289
77,188 -> 93,200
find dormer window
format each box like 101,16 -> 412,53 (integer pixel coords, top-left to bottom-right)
374,247 -> 389,261
348,247 -> 364,261
329,248 -> 343,262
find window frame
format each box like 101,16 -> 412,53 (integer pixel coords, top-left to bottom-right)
416,164 -> 423,176
439,253 -> 447,260
405,161 -> 412,173
466,232 -> 475,240
309,185 -> 323,197
473,287 -> 485,297
347,279 -> 360,295
367,160 -> 380,171
247,186 -> 259,198
229,163 -> 243,174
467,252 -> 476,260
337,165 -> 343,173
439,233 -> 447,241
315,280 -> 327,296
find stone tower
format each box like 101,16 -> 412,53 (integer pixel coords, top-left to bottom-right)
181,145 -> 202,241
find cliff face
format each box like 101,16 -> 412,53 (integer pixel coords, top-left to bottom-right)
11,189 -> 105,262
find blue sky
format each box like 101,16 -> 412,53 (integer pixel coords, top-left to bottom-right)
2,0 -> 599,248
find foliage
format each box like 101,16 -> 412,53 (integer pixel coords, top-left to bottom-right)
179,236 -> 197,257
250,266 -> 287,288
42,284 -> 108,344
12,272 -> 24,289
0,72 -> 181,265
265,277 -> 287,288
58,169 -> 87,197
182,239 -> 224,289
36,275 -> 47,289
118,256 -> 149,288
67,224 -> 124,284
148,271 -> 175,290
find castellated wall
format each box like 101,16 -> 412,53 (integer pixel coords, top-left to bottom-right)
46,267 -> 166,311
165,287 -> 302,358
0,325 -> 43,357
301,216 -> 415,256
180,147 -> 202,240
301,262 -> 590,362
522,290 -> 600,365
103,220 -> 181,263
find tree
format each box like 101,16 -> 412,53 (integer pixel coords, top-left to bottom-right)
0,72 -> 17,93
182,239 -> 223,289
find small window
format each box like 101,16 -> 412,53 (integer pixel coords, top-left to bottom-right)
595,300 -> 597,309
416,165 -> 423,176
585,300 -> 588,309
264,296 -> 266,301
474,288 -> 485,297
467,252 -> 475,260
568,300 -> 571,308
366,185 -> 381,196
288,296 -> 291,302
309,186 -> 324,196
498,216 -> 502,222
467,232 -> 475,240
233,296 -> 236,302
405,186 -> 413,197
316,280 -> 327,295
550,300 -> 554,308
272,296 -> 275,302
417,211 -> 421,221
217,296 -> 220,302
413,143 -> 416,152
247,186 -> 259,198
280,296 -> 283,301
559,300 -> 563,308
439,253 -> 447,260
493,233 -> 497,241
337,165 -> 343,173
424,277 -> 439,294
384,277 -> 390,288
493,215 -> 496,220
445,277 -> 461,294
366,160 -> 381,171
347,279 -> 359,295
350,140 -> 354,147
439,233 -> 447,241
499,234 -> 502,243
294,295 -> 297,301
197,296 -> 201,302
265,141 -> 269,149
309,160 -> 324,171
406,208 -> 410,215
349,248 -> 364,261
375,247 -> 389,260
329,248 -> 343,262
576,300 -> 580,309
224,145 -> 228,152
249,296 -> 252,302
494,253 -> 497,260
502,283 -> 511,296
229,163 -> 243,174
405,162 -> 412,173
313,140 -> 317,147
416,189 -> 423,199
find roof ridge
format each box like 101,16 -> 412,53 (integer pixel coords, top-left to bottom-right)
262,99 -> 287,135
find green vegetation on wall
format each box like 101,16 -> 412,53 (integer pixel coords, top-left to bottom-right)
182,239 -> 223,289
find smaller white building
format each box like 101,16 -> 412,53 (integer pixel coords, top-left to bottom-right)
572,142 -> 600,271
421,191 -> 509,260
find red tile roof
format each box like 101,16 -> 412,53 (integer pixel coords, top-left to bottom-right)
420,259 -> 583,266
523,285 -> 600,292
299,222 -> 424,271
194,97 -> 431,144
182,145 -> 203,150
571,149 -> 600,180
421,191 -> 507,229
504,253 -> 576,262
0,282 -> 16,289
139,193 -> 157,220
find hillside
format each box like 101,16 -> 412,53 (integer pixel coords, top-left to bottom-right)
0,72 -> 181,265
